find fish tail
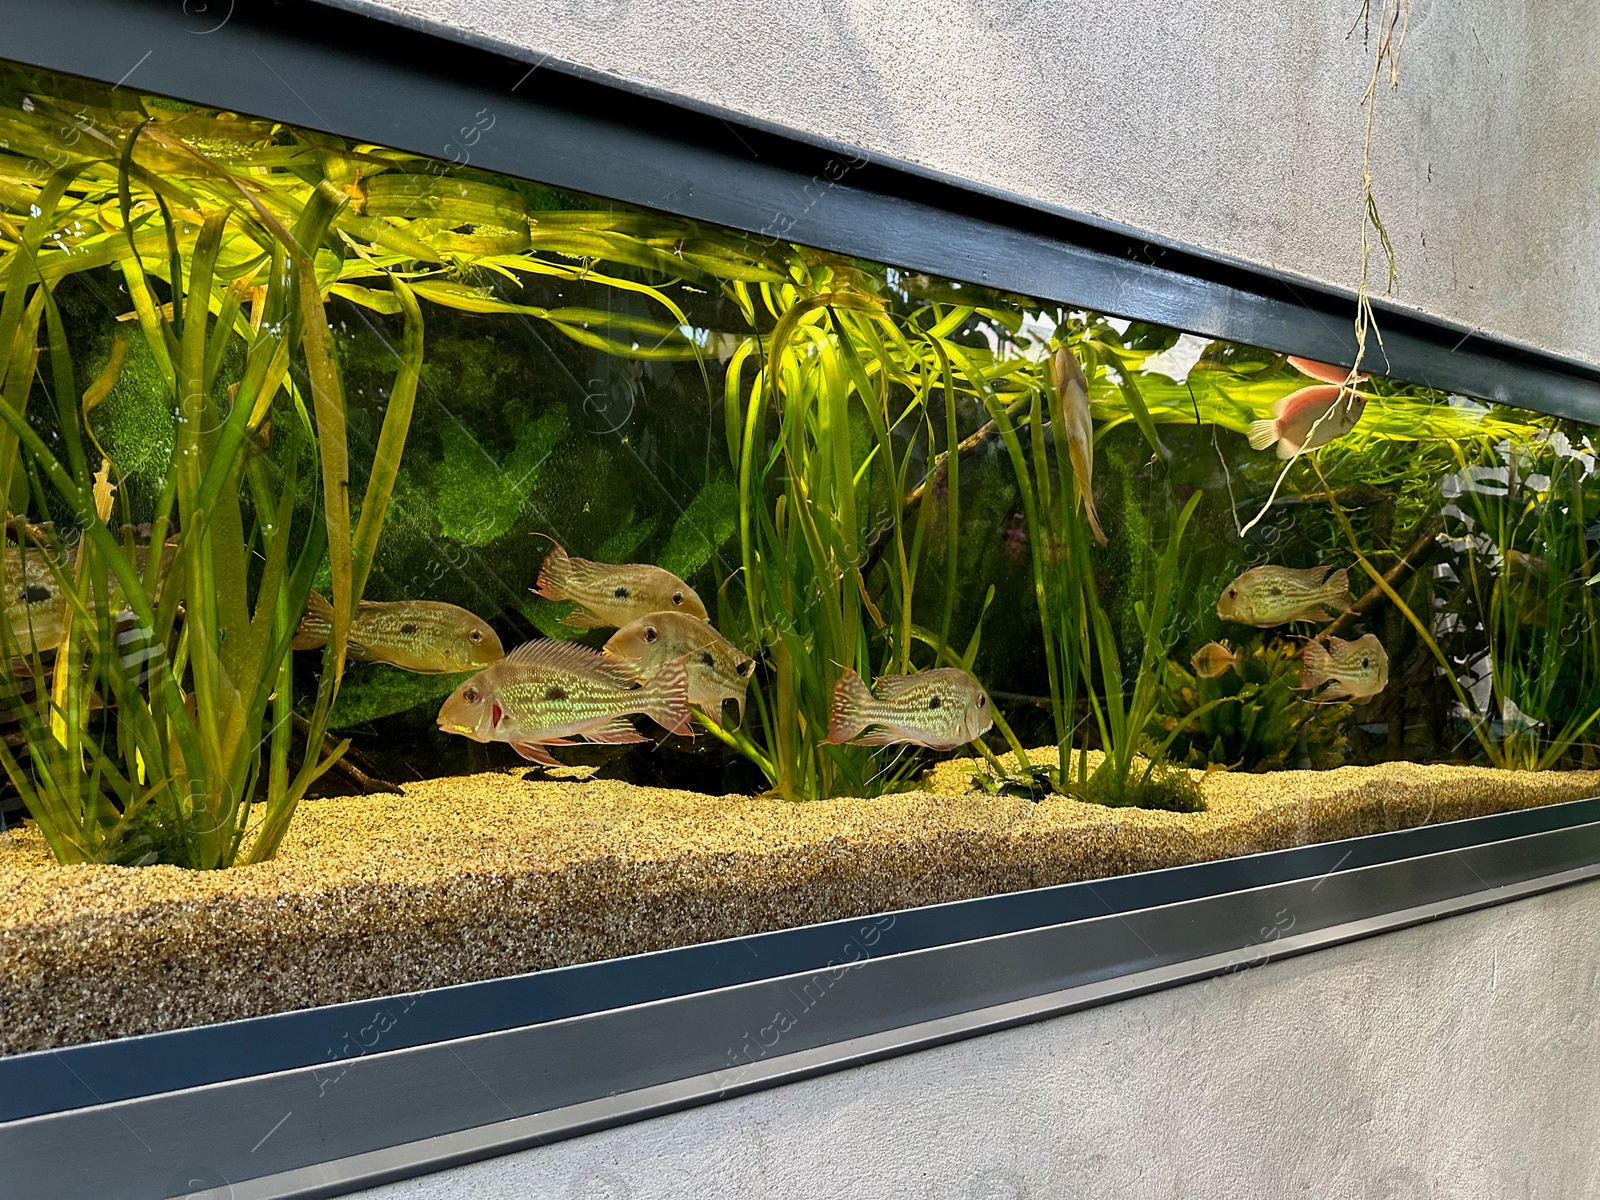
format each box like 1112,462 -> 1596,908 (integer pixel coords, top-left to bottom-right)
1080,486 -> 1108,546
1297,639 -> 1330,692
826,669 -> 877,745
292,591 -> 334,651
640,655 -> 693,736
1247,419 -> 1281,452
1323,566 -> 1353,613
533,537 -> 572,602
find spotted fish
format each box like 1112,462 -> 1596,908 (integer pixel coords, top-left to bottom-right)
825,667 -> 992,751
1217,565 -> 1350,627
2,539 -> 177,658
533,539 -> 707,629
603,611 -> 754,722
293,592 -> 503,674
436,638 -> 691,766
1297,632 -> 1388,704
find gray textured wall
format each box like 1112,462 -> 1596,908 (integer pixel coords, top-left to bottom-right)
327,0 -> 1600,368
356,879 -> 1600,1200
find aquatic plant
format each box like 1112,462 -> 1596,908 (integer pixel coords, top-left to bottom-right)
1441,437 -> 1600,769
0,81 -> 438,866
710,255 -> 972,800
1154,639 -> 1349,772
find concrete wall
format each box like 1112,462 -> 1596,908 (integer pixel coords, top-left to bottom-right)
356,878 -> 1600,1200
328,0 -> 1600,369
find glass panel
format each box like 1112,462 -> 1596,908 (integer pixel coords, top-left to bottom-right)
2,58 -> 1596,1049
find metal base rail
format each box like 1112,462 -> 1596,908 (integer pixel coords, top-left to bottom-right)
4,811 -> 1599,1199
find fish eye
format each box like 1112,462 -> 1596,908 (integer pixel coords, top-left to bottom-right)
644,627 -> 659,643
671,591 -> 684,606
977,694 -> 987,707
463,687 -> 480,703
470,629 -> 483,643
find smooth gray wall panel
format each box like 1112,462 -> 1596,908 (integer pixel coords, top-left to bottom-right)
355,878 -> 1600,1199
320,0 -> 1600,371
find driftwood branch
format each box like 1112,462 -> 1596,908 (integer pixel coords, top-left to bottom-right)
1325,516 -> 1445,640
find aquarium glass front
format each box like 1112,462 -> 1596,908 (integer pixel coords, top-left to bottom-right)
4,58 -> 1599,1049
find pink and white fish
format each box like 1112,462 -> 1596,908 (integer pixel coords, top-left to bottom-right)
1248,384 -> 1368,459
1286,356 -> 1369,386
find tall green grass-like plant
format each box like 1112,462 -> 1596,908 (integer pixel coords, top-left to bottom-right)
710,261 -> 976,801
1448,440 -> 1600,769
0,111 -> 427,866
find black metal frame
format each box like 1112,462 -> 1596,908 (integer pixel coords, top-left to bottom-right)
4,3 -> 1600,1197
3,0 -> 1600,422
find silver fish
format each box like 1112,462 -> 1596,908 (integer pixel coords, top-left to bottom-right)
293,592 -> 503,674
1298,633 -> 1388,704
1217,565 -> 1350,627
603,611 -> 754,722
533,538 -> 707,629
437,638 -> 691,766
1052,343 -> 1107,546
825,666 -> 992,751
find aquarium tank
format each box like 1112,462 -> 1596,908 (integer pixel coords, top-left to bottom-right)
3,55 -> 1600,1050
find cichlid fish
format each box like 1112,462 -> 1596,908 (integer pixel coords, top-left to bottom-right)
1190,641 -> 1242,679
1218,565 -> 1350,627
534,539 -> 707,629
293,592 -> 504,674
1247,384 -> 1367,459
437,638 -> 691,766
825,666 -> 992,751
1297,632 -> 1388,704
603,611 -> 754,722
1051,343 -> 1107,545
2,539 -> 178,657
1286,356 -> 1369,386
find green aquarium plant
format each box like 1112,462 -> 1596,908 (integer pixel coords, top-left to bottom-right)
0,85 -> 435,866
1445,437 -> 1600,769
1153,639 -> 1349,772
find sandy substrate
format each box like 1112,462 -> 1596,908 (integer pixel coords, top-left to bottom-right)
3,753 -> 1598,1054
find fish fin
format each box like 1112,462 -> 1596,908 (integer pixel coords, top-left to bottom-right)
870,673 -> 919,702
1079,480 -> 1108,545
584,717 -> 648,745
639,655 -> 693,736
501,638 -> 640,685
826,669 -> 878,744
1297,639 -> 1331,692
509,740 -> 563,766
533,538 -> 572,602
847,727 -> 917,747
1323,566 -> 1353,612
560,610 -> 607,629
292,591 -> 334,651
1247,419 -> 1281,452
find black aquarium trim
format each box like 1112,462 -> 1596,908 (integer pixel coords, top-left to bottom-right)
2,0 -> 1600,425
2,805 -> 1599,1199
